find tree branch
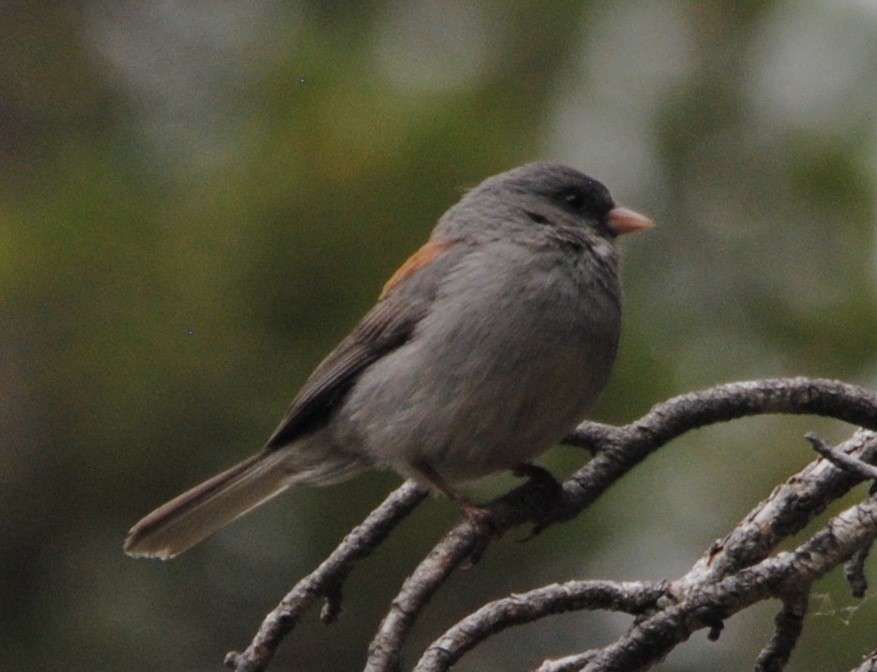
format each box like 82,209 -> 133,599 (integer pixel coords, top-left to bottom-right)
413,581 -> 667,672
414,430 -> 877,671
225,482 -> 427,672
675,429 -> 877,592
851,650 -> 877,672
572,491 -> 877,671
753,590 -> 809,672
806,432 -> 877,480
221,377 -> 877,672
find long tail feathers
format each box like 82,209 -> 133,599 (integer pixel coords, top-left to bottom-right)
124,448 -> 362,560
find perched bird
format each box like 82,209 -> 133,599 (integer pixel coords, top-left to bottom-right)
124,163 -> 653,559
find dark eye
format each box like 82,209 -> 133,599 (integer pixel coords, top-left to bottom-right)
564,190 -> 585,209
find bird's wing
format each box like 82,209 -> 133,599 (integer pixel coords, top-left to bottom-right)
264,239 -> 456,449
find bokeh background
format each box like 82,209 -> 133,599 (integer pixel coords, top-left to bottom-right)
3,1 -> 877,670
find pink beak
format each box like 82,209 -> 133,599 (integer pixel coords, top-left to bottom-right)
608,206 -> 654,236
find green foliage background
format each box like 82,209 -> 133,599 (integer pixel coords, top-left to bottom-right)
3,2 -> 877,670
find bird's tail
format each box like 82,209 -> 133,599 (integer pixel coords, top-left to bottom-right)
123,446 -> 364,560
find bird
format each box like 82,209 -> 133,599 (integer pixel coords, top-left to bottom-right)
124,163 -> 653,559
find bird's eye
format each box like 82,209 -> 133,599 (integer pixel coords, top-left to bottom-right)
563,190 -> 585,209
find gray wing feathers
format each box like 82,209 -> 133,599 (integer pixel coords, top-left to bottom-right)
263,247 -> 454,448
124,243 -> 457,559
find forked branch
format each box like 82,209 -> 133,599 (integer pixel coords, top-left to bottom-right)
224,378 -> 877,672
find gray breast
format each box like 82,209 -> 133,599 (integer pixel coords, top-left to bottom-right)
330,239 -> 621,483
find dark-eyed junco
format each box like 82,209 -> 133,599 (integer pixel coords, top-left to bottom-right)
124,163 -> 652,559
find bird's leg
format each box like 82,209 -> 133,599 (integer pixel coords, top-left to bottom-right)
412,462 -> 498,533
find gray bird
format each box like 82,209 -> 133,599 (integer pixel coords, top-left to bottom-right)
124,163 -> 653,559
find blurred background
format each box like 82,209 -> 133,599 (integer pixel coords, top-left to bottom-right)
3,1 -> 877,670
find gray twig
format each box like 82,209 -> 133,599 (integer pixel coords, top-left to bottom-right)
412,581 -> 666,672
224,377 -> 877,672
845,544 -> 872,599
851,650 -> 877,672
805,432 -> 877,480
225,481 -> 426,672
753,590 -> 809,672
576,493 -> 877,671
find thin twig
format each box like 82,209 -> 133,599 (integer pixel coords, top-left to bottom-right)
226,378 -> 877,672
226,481 -> 427,672
365,473 -> 574,672
675,430 -> 877,592
534,651 -> 597,672
564,379 -> 877,519
851,649 -> 877,672
364,379 -> 877,672
845,544 -> 872,599
753,589 -> 809,672
417,431 -> 877,672
413,581 -> 666,672
568,378 -> 877,453
806,432 -> 877,480
578,493 -> 877,671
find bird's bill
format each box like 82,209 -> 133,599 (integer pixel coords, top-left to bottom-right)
608,206 -> 654,236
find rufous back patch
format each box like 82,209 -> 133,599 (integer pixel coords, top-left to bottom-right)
380,240 -> 453,300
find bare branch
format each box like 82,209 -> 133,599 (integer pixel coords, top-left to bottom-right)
365,521 -> 486,672
753,589 -> 809,672
413,581 -> 666,672
534,652 -> 598,672
563,378 -> 877,520
851,650 -> 877,672
362,380 -> 877,671
676,430 -> 877,592
806,432 -> 877,480
845,543 -> 872,599
225,481 -> 426,672
365,470 -> 579,672
414,431 -> 877,671
222,378 -> 877,671
579,493 -> 877,671
568,378 -> 877,451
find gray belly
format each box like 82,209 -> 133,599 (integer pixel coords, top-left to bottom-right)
330,244 -> 621,484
